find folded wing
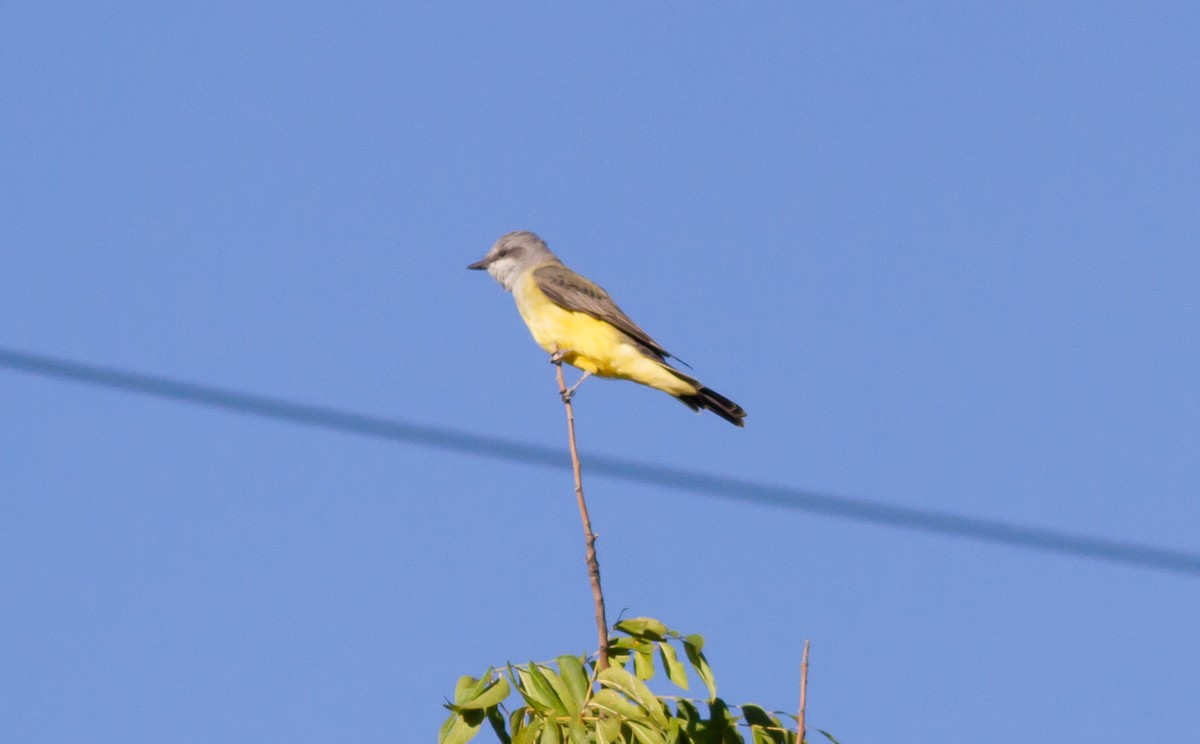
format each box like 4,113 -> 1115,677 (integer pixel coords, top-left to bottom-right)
533,264 -> 672,361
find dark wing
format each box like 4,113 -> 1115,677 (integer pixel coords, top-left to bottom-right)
533,263 -> 671,361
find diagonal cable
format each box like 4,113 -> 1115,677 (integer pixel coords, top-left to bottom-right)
2,345 -> 1197,577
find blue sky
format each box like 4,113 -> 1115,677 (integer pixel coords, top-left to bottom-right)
2,3 -> 1198,742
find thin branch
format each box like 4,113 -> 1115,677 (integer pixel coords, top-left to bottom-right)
798,640 -> 810,744
554,360 -> 611,671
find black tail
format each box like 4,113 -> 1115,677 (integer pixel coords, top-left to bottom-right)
676,385 -> 747,427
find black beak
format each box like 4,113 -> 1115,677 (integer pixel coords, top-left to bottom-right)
467,259 -> 488,270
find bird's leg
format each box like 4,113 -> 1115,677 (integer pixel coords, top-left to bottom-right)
549,346 -> 587,401
561,371 -> 592,403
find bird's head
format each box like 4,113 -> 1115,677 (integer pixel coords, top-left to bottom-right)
468,230 -> 557,290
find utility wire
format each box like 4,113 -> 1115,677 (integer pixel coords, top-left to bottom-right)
2,345 -> 1198,577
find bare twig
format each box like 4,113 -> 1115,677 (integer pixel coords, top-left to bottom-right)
798,640 -> 810,744
554,360 -> 610,671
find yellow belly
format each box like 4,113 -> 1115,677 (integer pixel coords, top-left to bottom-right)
511,272 -> 697,396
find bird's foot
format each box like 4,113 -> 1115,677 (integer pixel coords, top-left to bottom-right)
561,371 -> 591,403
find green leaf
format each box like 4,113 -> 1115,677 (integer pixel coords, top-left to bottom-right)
674,698 -> 700,722
593,718 -> 610,744
625,718 -> 668,744
557,655 -> 591,707
471,675 -> 512,710
816,729 -> 842,744
525,663 -> 571,716
752,729 -> 776,744
682,639 -> 717,701
615,617 -> 670,641
511,665 -> 554,715
707,698 -> 740,744
512,717 -> 541,744
589,688 -> 645,721
509,707 -> 528,738
565,718 -> 590,744
742,705 -> 786,744
439,710 -> 485,744
663,717 -> 683,744
671,699 -> 703,741
633,646 -> 655,680
487,706 -> 513,744
594,712 -> 622,744
538,721 -> 563,744
607,645 -> 631,664
598,666 -> 669,728
682,634 -> 704,652
537,662 -> 581,716
448,675 -> 511,711
741,704 -> 771,725
612,636 -> 653,657
656,642 -> 688,690
454,675 -> 479,703
453,669 -> 498,706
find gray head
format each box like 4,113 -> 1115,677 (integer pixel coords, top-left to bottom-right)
467,230 -> 560,290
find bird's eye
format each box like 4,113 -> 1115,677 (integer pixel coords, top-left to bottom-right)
497,248 -> 509,257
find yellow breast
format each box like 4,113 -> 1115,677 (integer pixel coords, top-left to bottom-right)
511,271 -> 620,374
509,271 -> 697,396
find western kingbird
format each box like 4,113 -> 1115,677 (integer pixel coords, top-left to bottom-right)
469,231 -> 746,427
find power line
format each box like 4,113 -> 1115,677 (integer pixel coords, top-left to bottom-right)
2,345 -> 1198,577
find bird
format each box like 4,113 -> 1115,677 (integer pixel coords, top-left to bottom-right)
468,230 -> 746,427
